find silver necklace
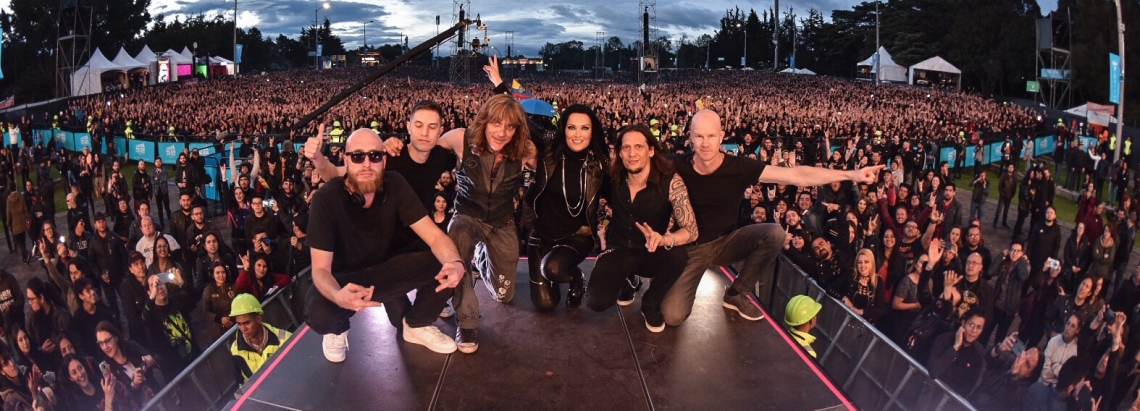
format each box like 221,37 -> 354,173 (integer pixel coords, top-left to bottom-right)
562,155 -> 587,218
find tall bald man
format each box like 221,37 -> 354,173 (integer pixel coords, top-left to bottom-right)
662,110 -> 881,326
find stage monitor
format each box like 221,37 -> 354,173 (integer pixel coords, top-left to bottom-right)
640,56 -> 658,73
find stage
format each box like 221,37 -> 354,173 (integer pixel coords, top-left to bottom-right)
226,261 -> 853,411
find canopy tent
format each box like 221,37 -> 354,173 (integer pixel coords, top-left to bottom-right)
779,68 -> 817,75
908,56 -> 962,89
134,45 -> 157,63
70,48 -> 126,96
162,49 -> 193,65
110,47 -> 147,71
856,47 -> 907,83
180,47 -> 194,63
208,56 -> 235,76
1065,103 -> 1118,126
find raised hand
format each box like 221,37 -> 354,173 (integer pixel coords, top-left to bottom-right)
483,54 -> 503,87
927,238 -> 944,262
635,222 -> 664,253
303,134 -> 325,164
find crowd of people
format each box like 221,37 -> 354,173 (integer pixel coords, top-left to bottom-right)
0,57 -> 1133,411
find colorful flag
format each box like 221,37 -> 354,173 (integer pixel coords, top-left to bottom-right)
0,96 -> 14,110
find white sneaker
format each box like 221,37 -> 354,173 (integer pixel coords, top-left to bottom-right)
440,304 -> 455,318
322,331 -> 349,363
402,319 -> 458,354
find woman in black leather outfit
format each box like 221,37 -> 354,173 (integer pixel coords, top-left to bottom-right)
525,104 -> 609,312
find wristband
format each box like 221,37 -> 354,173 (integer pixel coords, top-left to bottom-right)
446,260 -> 466,270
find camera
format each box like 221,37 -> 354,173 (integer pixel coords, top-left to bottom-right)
1047,258 -> 1060,270
1105,309 -> 1118,325
262,199 -> 275,208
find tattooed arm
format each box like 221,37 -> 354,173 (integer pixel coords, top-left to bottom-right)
666,173 -> 699,246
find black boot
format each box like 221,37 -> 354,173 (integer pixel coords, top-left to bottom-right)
530,280 -> 560,312
566,278 -> 585,309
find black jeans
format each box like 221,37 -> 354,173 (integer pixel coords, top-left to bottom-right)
586,247 -> 687,315
153,191 -> 171,227
305,251 -> 452,335
526,232 -> 593,312
994,197 -> 1012,226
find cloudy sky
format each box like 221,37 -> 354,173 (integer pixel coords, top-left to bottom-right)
4,0 -> 1058,56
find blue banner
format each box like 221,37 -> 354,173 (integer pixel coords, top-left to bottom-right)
203,165 -> 221,201
1079,136 -> 1099,151
1034,135 -> 1056,156
3,131 -> 19,148
156,142 -> 182,165
72,132 -> 93,152
32,129 -> 52,146
113,137 -> 127,158
1110,53 -> 1122,104
964,146 -> 978,166
938,146 -> 957,165
988,142 -> 1005,164
236,44 -> 244,64
128,140 -> 154,162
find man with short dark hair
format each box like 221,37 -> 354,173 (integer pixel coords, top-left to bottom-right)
69,277 -> 116,356
184,205 -> 218,257
969,332 -> 1044,410
25,278 -> 70,357
153,157 -> 171,227
244,192 -> 279,254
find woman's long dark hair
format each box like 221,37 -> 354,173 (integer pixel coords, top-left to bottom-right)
553,104 -> 609,163
608,124 -> 674,189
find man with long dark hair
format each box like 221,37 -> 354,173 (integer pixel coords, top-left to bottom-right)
586,124 -> 697,332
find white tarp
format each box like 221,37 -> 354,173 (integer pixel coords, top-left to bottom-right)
779,68 -> 817,75
1064,103 -> 1119,125
908,56 -> 962,87
70,48 -> 124,96
162,49 -> 193,65
180,47 -> 194,62
134,45 -> 157,63
857,46 -> 907,83
111,47 -> 147,71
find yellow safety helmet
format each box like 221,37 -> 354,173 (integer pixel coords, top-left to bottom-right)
785,295 -> 822,327
229,294 -> 264,317
650,119 -> 660,126
371,121 -> 379,128
333,120 -> 342,128
670,124 -> 679,131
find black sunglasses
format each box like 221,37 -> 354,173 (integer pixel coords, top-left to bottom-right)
345,151 -> 385,164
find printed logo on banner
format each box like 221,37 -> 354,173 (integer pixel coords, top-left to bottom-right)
135,143 -> 147,155
165,145 -> 177,158
78,134 -> 90,149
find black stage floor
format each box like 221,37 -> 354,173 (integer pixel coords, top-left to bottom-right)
227,261 -> 853,411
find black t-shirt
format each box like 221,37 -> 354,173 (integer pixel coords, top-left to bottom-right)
385,145 -> 457,211
674,154 -> 765,244
307,172 -> 427,273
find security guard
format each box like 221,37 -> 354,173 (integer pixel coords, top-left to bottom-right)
785,295 -> 822,358
230,294 -> 292,382
168,125 -> 177,141
52,115 -> 59,130
125,120 -> 135,140
649,119 -> 662,141
1125,136 -> 1132,162
328,120 -> 345,144
1110,133 -> 1117,152
86,116 -> 94,134
371,120 -> 381,134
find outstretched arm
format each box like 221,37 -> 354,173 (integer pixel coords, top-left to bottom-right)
760,165 -> 883,187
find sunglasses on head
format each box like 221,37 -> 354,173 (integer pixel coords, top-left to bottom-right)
345,151 -> 385,164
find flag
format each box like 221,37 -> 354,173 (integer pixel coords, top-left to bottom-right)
0,43 -> 4,79
1086,102 -> 1116,127
510,79 -> 533,99
0,96 -> 13,110
235,44 -> 243,64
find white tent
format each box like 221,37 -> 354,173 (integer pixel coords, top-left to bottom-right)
1065,103 -> 1118,125
111,47 -> 147,71
180,47 -> 194,63
779,68 -> 816,75
908,56 -> 962,89
163,49 -> 192,65
134,45 -> 157,63
209,56 -> 235,75
70,48 -> 124,96
857,47 -> 907,83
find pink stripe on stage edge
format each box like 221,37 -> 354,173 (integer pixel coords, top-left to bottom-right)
717,266 -> 856,411
231,325 -> 311,410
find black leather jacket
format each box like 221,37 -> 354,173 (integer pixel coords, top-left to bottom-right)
525,146 -> 606,237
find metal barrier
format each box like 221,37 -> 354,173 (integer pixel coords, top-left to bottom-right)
141,268 -> 312,411
764,256 -> 978,411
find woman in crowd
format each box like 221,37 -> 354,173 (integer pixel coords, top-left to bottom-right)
234,254 -> 290,301
1061,222 -> 1091,292
202,262 -> 237,339
224,186 -> 253,256
430,192 -> 452,232
63,353 -> 142,411
147,236 -> 187,291
1088,229 -> 1117,282
834,249 -> 887,323
525,104 -> 609,312
94,320 -> 160,401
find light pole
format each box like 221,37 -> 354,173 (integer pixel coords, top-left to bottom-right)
314,3 -> 330,69
772,0 -> 778,71
233,0 -> 238,75
1112,0 -> 1126,162
363,20 -> 373,51
736,22 -> 747,69
875,0 -> 880,86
